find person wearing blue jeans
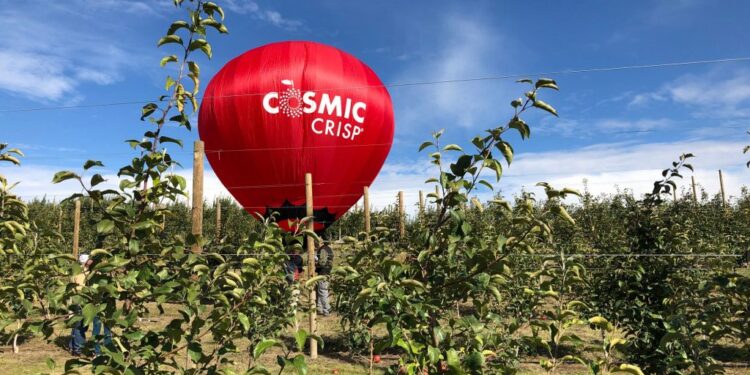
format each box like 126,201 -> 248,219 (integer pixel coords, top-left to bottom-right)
69,253 -> 112,356
69,314 -> 112,356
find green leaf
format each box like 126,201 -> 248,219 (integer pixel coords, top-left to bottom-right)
305,275 -> 325,287
427,346 -> 441,364
97,219 -> 115,234
294,329 -> 308,352
203,2 -> 225,20
485,159 -> 503,181
160,55 -> 178,67
90,174 -> 105,187
157,34 -> 183,47
253,339 -> 281,359
535,78 -> 559,90
443,144 -> 463,152
496,141 -> 513,165
588,316 -> 613,331
478,179 -> 494,190
516,78 -> 533,84
509,117 -> 530,139
292,354 -> 307,375
159,136 -> 183,148
418,141 -> 434,152
613,364 -> 644,375
554,205 -> 575,225
188,342 -> 202,362
488,286 -> 502,303
200,43 -> 213,59
201,18 -> 228,34
45,357 -> 55,370
187,61 -> 200,77
83,160 -> 104,170
463,351 -> 484,370
533,99 -> 558,117
165,76 -> 176,91
141,103 -> 158,120
450,154 -> 473,176
237,312 -> 250,332
52,171 -> 79,184
82,304 -> 97,326
167,20 -> 189,35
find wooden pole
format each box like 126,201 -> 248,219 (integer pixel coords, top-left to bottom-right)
191,141 -> 204,253
305,173 -> 318,359
435,185 -> 441,210
215,199 -> 222,240
398,191 -> 405,239
673,187 -> 677,202
691,175 -> 698,203
718,170 -> 726,206
73,199 -> 81,259
418,190 -> 424,218
363,186 -> 371,233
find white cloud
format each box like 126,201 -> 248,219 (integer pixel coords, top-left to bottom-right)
0,51 -> 75,101
628,68 -> 750,118
392,15 -> 517,133
538,117 -> 674,138
222,0 -> 302,31
0,9 -> 141,102
668,70 -> 750,107
76,0 -> 171,16
628,91 -> 667,107
361,139 -> 750,213
597,118 -> 673,132
10,139 -> 747,218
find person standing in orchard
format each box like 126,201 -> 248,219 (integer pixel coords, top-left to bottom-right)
284,239 -> 304,285
315,239 -> 334,316
69,253 -> 112,356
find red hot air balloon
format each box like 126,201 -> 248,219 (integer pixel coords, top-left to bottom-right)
199,41 -> 394,232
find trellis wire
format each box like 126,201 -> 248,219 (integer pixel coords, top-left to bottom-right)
3,56 -> 750,113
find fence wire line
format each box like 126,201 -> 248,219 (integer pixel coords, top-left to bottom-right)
15,121 -> 750,158
2,56 -> 750,113
1,252 -> 743,258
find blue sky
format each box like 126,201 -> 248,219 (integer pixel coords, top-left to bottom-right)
2,0 -> 750,209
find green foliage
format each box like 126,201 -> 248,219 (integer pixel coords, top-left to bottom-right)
2,6 -> 750,373
0,144 -> 67,353
28,2 -> 306,374
333,79 -> 573,374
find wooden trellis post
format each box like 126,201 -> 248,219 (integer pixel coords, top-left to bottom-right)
435,185 -> 441,210
691,175 -> 698,203
191,140 -> 204,253
215,199 -> 222,240
418,190 -> 425,218
398,191 -> 405,239
363,186 -> 371,233
305,173 -> 318,359
719,170 -> 726,206
73,199 -> 81,259
57,206 -> 63,233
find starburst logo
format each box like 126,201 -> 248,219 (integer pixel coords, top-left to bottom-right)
278,79 -> 303,118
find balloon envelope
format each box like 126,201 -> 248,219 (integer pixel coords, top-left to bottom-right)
199,41 -> 394,231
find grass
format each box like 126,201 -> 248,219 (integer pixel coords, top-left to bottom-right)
1,302 -> 748,374
3,256 -> 750,373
